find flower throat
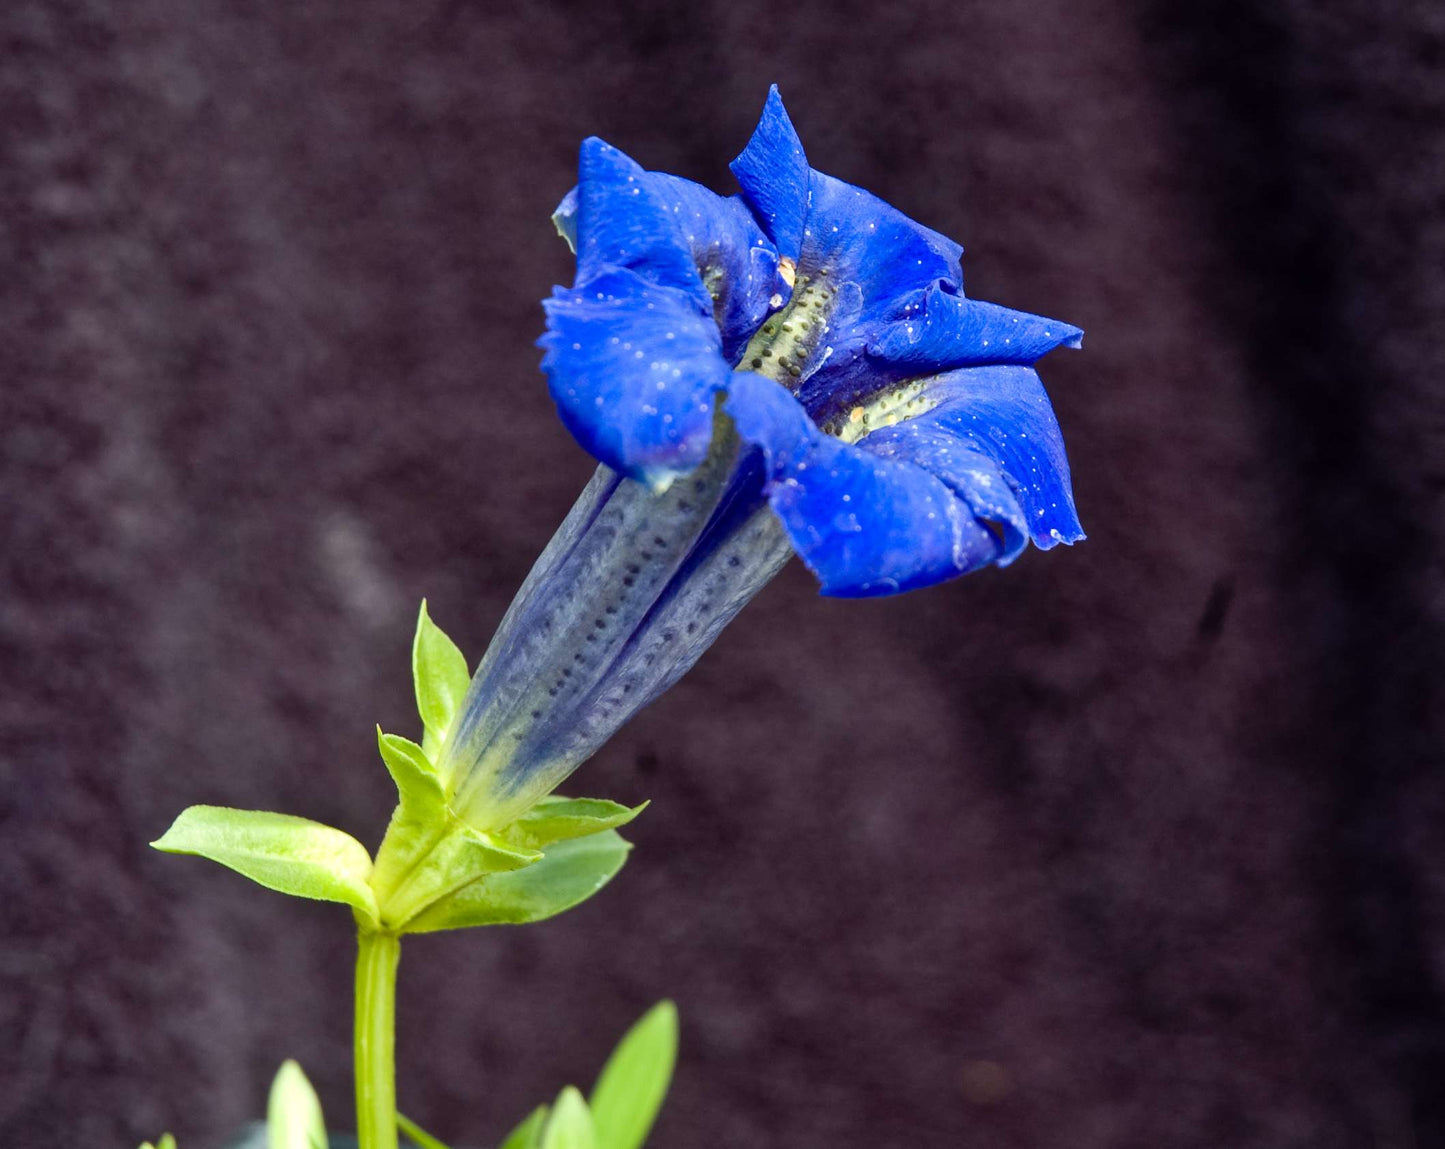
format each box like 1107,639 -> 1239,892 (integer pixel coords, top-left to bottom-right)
736,265 -> 838,388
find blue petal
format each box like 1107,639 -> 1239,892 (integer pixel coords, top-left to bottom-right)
780,173 -> 966,407
556,167 -> 781,364
540,268 -> 731,486
727,373 -> 1002,597
573,138 -> 711,312
868,284 -> 1083,372
646,173 -> 782,362
732,88 -> 961,307
730,86 -> 810,263
859,423 -> 1030,563
749,173 -> 974,411
873,364 -> 1084,549
799,169 -> 963,307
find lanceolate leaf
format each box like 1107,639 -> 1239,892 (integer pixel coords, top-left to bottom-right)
588,1002 -> 677,1149
152,806 -> 379,927
413,600 -> 471,760
541,1088 -> 595,1149
267,1060 -> 328,1149
402,831 -> 631,934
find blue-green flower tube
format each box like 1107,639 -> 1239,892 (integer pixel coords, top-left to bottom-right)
443,438 -> 792,831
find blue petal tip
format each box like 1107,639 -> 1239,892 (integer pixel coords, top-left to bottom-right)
731,87 -> 810,261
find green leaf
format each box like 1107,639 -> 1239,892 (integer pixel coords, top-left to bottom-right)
413,600 -> 470,760
496,1105 -> 549,1149
588,1002 -> 677,1149
377,729 -> 444,816
268,1060 -> 328,1149
403,831 -> 631,934
138,1137 -> 177,1149
541,1088 -> 595,1149
503,797 -> 648,851
153,806 -> 379,926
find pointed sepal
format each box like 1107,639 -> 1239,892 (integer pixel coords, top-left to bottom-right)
413,600 -> 471,761
152,806 -> 379,928
370,726 -> 452,910
376,728 -> 444,817
379,820 -> 543,930
402,830 -> 631,934
502,795 -> 648,851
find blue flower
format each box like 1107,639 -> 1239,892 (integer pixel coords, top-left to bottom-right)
440,89 -> 1083,830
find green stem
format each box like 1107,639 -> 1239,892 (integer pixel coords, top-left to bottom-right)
355,929 -> 402,1149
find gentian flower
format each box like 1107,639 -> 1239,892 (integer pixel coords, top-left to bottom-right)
439,88 -> 1084,833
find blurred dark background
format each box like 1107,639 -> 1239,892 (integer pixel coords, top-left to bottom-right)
3,0 -> 1444,1146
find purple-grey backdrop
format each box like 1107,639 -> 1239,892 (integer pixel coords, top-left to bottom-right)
3,1 -> 1444,1147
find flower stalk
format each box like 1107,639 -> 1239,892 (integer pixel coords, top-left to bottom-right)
354,928 -> 402,1149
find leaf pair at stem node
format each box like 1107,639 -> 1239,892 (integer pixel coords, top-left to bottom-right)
152,601 -> 644,934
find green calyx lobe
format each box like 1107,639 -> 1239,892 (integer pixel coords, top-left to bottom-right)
504,795 -> 649,851
153,600 -> 644,936
369,786 -> 644,932
369,604 -> 645,930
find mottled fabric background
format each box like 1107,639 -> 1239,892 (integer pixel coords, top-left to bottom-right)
3,1 -> 1443,1146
